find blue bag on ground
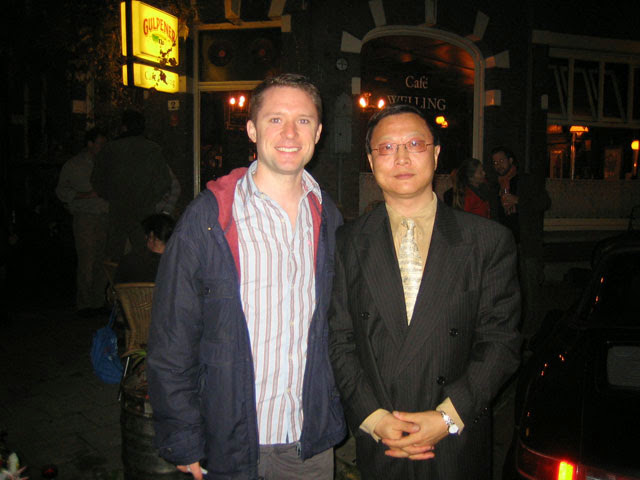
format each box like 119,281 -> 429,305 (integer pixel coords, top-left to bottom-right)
90,306 -> 123,383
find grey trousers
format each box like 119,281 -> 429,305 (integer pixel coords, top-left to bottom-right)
257,444 -> 333,480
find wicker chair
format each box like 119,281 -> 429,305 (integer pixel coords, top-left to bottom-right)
114,282 -> 155,355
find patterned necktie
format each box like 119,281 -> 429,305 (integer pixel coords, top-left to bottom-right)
398,218 -> 423,324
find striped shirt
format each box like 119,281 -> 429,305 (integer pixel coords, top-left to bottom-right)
233,162 -> 321,445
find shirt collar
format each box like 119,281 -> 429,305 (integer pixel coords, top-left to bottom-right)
385,192 -> 437,233
244,160 -> 322,204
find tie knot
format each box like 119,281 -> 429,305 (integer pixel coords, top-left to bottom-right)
402,218 -> 416,231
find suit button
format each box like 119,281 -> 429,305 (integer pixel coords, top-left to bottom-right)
437,376 -> 446,385
449,328 -> 459,337
360,312 -> 370,319
203,287 -> 211,295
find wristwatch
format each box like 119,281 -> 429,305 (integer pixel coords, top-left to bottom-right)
439,410 -> 459,435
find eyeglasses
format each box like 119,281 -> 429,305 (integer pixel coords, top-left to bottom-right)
372,140 -> 432,156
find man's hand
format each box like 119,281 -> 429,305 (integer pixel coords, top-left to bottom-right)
381,410 -> 448,460
374,412 -> 435,460
177,462 -> 205,479
501,193 -> 518,215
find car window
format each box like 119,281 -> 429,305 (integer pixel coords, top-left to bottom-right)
589,251 -> 640,328
607,345 -> 640,388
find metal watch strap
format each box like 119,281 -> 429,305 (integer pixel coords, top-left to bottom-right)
439,410 -> 459,435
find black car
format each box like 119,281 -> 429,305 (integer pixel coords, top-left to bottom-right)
513,235 -> 640,480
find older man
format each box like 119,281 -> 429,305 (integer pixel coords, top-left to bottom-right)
329,104 -> 521,480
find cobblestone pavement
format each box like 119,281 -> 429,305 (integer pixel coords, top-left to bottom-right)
1,268 -> 583,479
1,307 -> 123,479
0,305 -> 362,479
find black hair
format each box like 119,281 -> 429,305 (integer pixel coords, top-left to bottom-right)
365,103 -> 439,154
490,145 -> 516,165
121,109 -> 146,136
141,213 -> 175,244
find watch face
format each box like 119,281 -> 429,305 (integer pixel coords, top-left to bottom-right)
336,58 -> 348,71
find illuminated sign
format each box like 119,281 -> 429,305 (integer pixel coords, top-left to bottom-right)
121,1 -> 179,67
122,63 -> 179,93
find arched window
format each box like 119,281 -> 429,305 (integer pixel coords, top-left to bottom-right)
359,26 -> 485,172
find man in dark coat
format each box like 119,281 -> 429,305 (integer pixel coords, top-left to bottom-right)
490,145 -> 551,341
329,104 -> 521,480
91,110 -> 172,261
147,74 -> 346,480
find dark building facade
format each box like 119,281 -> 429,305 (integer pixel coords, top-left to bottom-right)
187,0 -> 640,232
6,0 -> 640,228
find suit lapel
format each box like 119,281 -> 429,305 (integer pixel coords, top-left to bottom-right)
396,203 -> 470,374
356,204 -> 408,350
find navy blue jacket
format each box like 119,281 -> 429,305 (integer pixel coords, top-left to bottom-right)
147,169 -> 347,479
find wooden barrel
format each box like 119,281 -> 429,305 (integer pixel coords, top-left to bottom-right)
120,370 -> 184,479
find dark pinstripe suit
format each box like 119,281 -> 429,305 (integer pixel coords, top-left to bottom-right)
329,201 -> 522,480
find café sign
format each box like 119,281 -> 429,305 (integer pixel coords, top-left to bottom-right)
405,75 -> 429,89
120,1 -> 179,67
387,95 -> 447,111
122,63 -> 179,93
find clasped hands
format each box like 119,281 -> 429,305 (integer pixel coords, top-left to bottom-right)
373,410 -> 449,460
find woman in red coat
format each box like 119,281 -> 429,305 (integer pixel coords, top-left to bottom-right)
444,157 -> 491,218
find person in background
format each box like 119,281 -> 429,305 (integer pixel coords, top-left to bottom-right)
147,73 -> 346,480
489,146 -> 551,342
114,213 -> 175,284
443,157 -> 491,218
489,145 -> 551,480
329,104 -> 521,480
91,110 -> 172,262
55,128 -> 109,318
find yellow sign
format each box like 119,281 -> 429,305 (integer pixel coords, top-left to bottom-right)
122,63 -> 179,93
121,1 -> 179,67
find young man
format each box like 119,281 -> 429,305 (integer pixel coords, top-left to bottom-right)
329,104 -> 521,479
147,74 -> 346,480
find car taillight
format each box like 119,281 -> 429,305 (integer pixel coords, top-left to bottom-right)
558,461 -> 575,480
516,440 -> 576,480
516,440 -> 640,480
